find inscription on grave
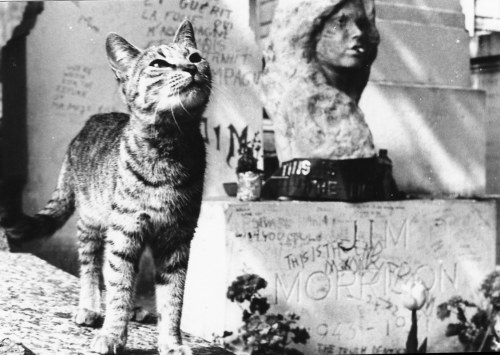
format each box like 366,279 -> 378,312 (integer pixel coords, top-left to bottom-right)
225,201 -> 495,354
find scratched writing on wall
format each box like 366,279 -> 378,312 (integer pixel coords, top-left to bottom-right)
142,0 -> 260,87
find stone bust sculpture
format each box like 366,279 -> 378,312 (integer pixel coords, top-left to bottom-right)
261,0 -> 380,163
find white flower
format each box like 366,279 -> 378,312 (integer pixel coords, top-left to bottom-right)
493,313 -> 500,338
401,278 -> 428,310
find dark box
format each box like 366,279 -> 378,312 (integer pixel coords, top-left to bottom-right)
262,155 -> 397,201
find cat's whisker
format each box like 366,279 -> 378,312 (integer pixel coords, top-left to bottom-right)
169,97 -> 183,134
176,88 -> 192,118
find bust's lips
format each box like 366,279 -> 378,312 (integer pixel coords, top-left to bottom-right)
347,45 -> 365,56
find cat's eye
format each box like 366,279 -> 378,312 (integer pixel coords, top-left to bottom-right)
188,53 -> 203,64
149,59 -> 171,68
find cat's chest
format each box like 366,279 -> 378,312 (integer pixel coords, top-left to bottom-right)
114,154 -> 198,220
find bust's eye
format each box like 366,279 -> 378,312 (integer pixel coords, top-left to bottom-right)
188,53 -> 203,64
149,59 -> 171,68
336,15 -> 348,28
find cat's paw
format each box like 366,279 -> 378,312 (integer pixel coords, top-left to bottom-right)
91,333 -> 125,354
73,308 -> 102,327
158,344 -> 192,355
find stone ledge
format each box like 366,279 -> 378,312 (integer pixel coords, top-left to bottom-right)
0,252 -> 232,355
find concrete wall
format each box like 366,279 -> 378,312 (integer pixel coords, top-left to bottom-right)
472,60 -> 500,194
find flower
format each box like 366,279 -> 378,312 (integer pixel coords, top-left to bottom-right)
250,297 -> 271,315
227,274 -> 268,303
493,313 -> 500,338
401,278 -> 428,310
291,327 -> 310,344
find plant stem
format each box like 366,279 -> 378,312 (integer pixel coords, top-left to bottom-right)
406,309 -> 418,353
478,327 -> 491,352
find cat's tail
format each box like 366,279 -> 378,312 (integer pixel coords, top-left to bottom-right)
2,155 -> 75,242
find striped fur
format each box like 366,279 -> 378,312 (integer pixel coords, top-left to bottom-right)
6,20 -> 210,355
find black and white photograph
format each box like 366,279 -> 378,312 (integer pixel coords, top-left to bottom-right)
0,0 -> 499,354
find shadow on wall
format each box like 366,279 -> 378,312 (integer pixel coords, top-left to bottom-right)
0,3 -> 93,282
361,83 -> 485,196
361,8 -> 485,196
1,2 -> 44,245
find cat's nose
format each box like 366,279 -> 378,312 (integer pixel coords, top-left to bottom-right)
180,64 -> 197,76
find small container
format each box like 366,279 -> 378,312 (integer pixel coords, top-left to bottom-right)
223,182 -> 238,197
237,171 -> 262,201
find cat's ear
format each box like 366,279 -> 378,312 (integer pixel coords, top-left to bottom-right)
106,33 -> 141,82
173,19 -> 197,49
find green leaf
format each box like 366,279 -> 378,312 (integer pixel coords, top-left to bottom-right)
222,331 -> 233,338
250,297 -> 271,315
290,327 -> 310,344
457,307 -> 467,323
227,274 -> 268,303
418,338 -> 427,353
445,323 -> 466,337
471,310 -> 488,329
436,303 -> 451,320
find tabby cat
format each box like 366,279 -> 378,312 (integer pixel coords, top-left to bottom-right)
5,20 -> 211,355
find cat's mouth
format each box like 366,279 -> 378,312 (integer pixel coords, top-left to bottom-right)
153,84 -> 208,114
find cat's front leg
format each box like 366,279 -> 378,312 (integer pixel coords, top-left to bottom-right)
92,214 -> 144,355
154,237 -> 192,355
74,217 -> 104,327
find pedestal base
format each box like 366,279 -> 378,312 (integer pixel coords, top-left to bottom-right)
184,198 -> 496,354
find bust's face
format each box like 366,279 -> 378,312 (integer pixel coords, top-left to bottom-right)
316,0 -> 371,69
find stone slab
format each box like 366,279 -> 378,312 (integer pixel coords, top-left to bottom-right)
472,61 -> 500,194
206,199 -> 494,354
377,0 -> 463,13
0,252 -> 233,355
360,83 -> 486,196
376,2 -> 466,29
22,0 -> 261,208
370,19 -> 471,87
475,0 -> 500,19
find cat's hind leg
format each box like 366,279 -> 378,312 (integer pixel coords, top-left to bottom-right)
74,217 -> 104,327
91,213 -> 144,355
153,236 -> 192,355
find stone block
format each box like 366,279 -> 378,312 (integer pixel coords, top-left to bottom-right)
378,0 -> 463,13
183,199 -> 496,354
360,83 -> 486,196
376,2 -> 466,29
370,20 -> 471,87
472,59 -> 500,194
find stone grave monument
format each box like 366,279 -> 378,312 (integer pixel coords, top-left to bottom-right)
180,1 -> 497,354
